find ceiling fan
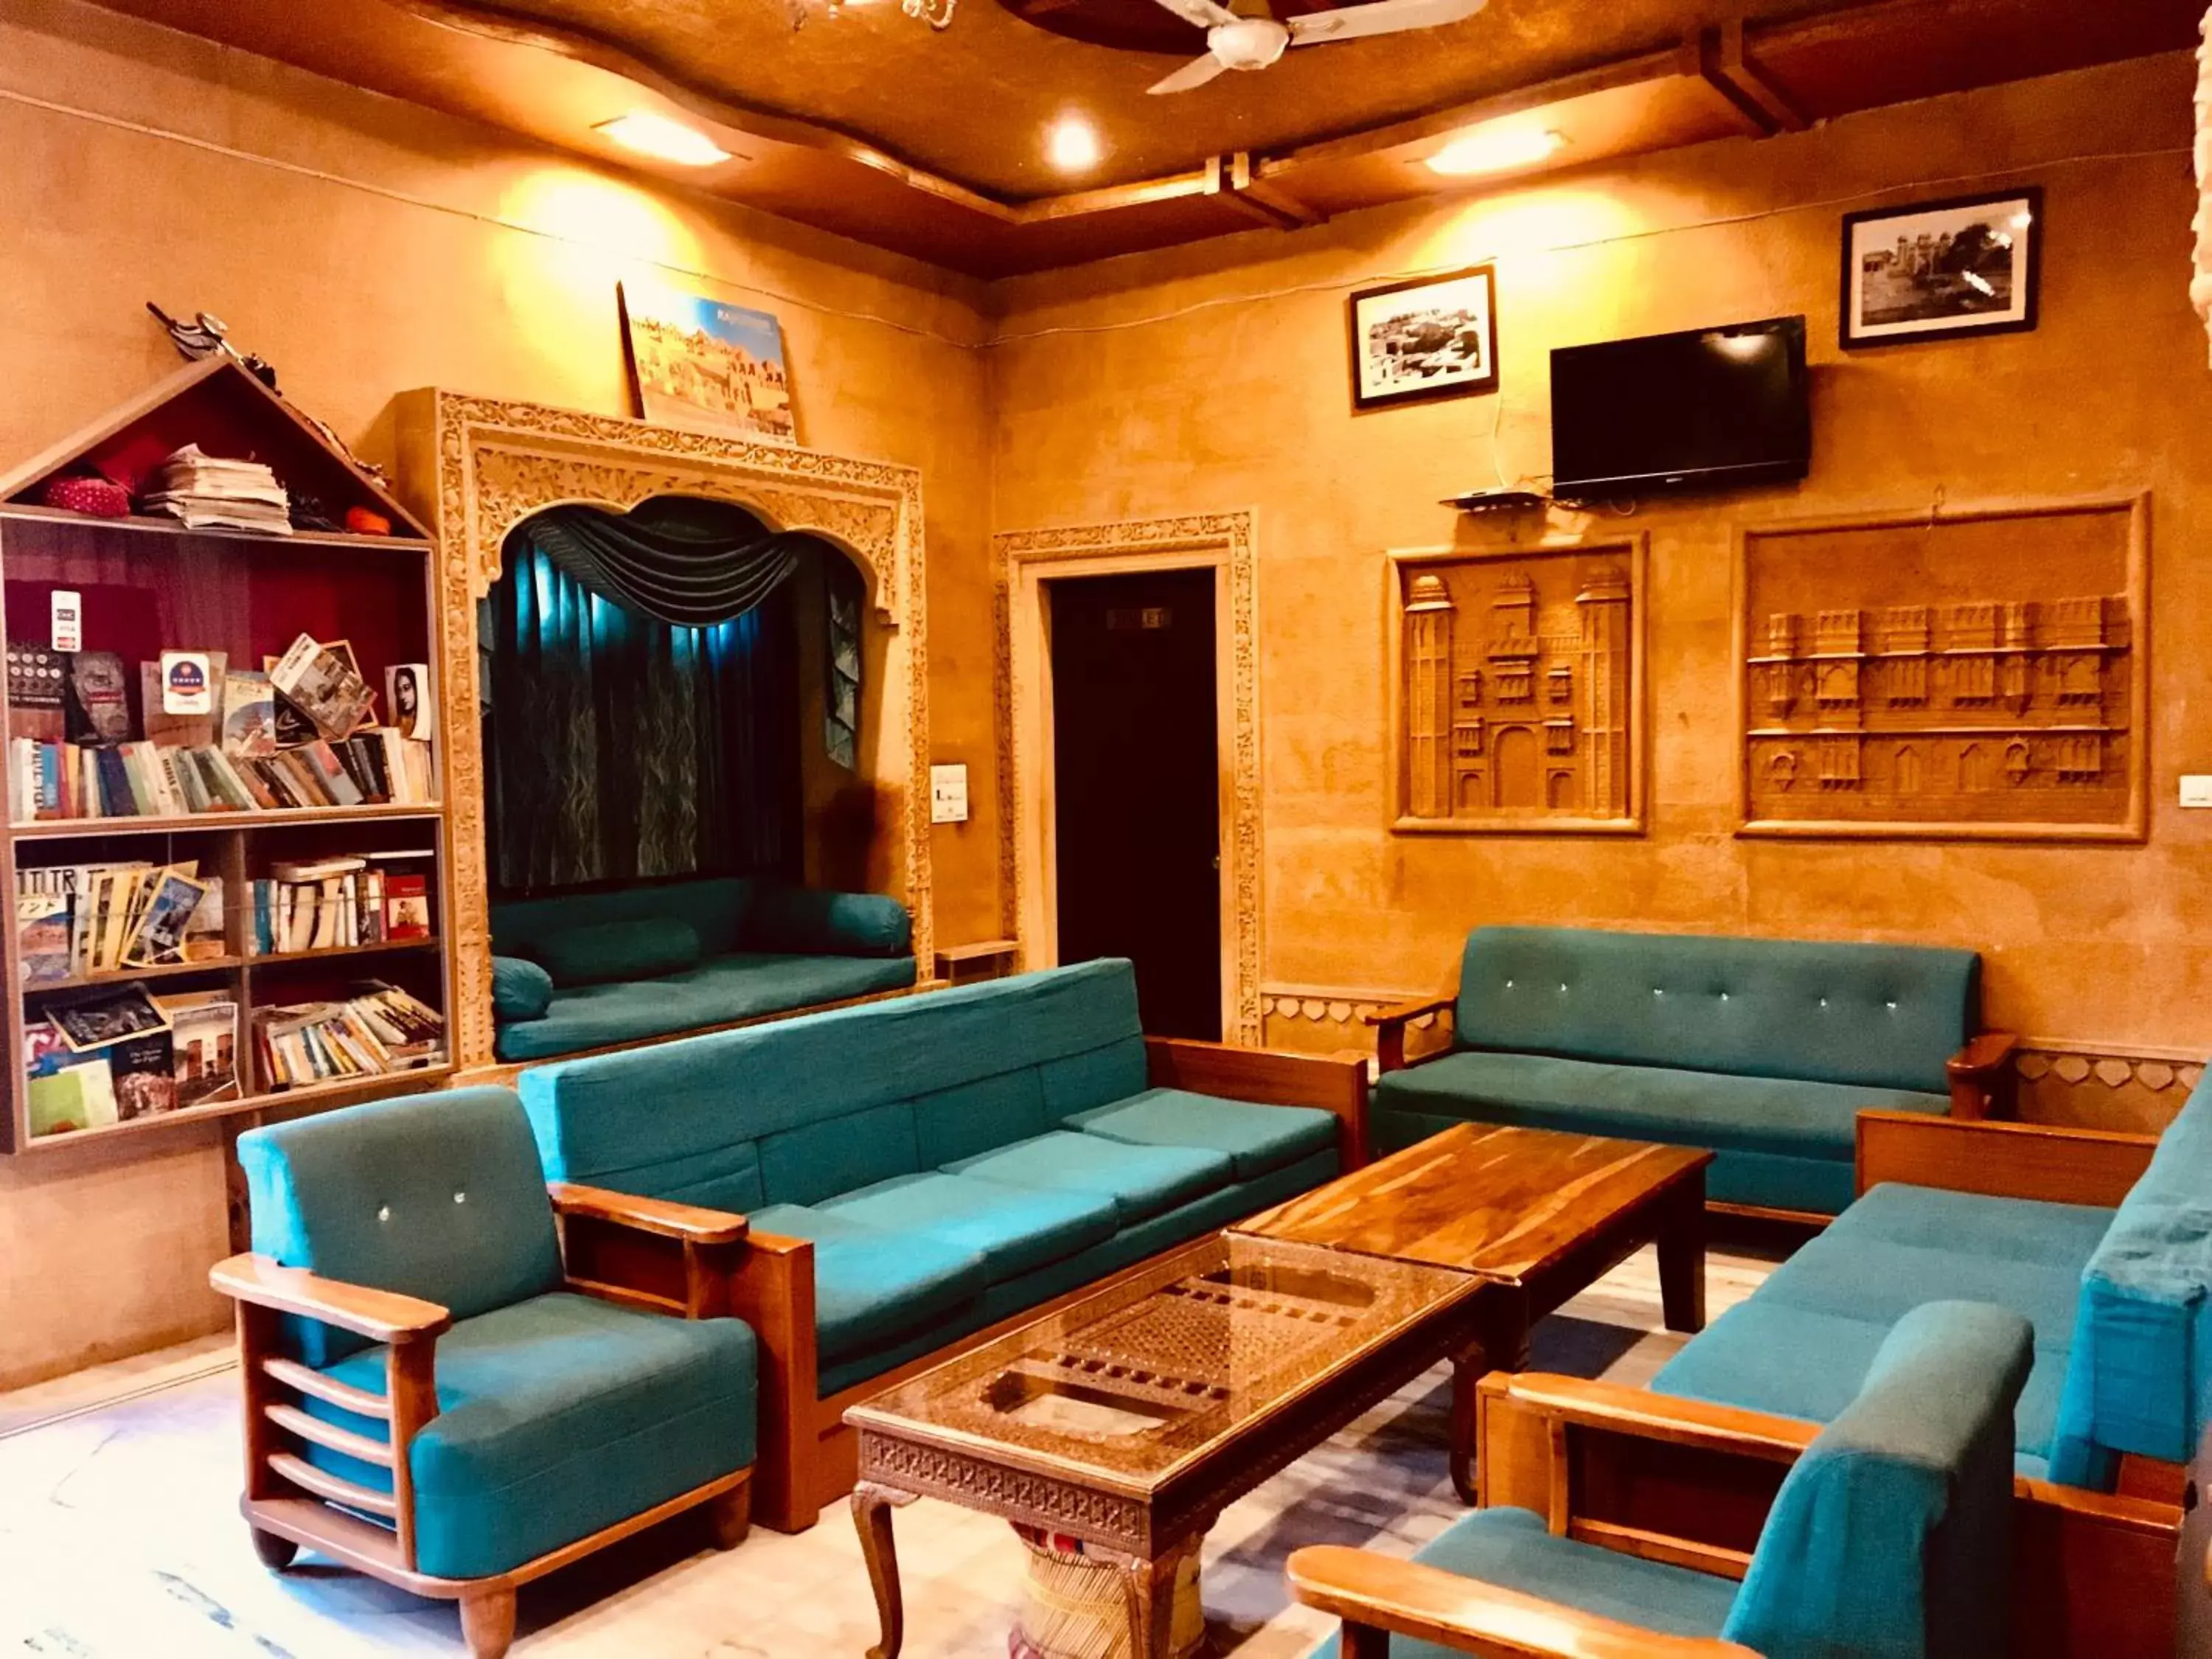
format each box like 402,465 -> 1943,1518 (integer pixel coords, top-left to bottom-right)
1144,0 -> 1487,94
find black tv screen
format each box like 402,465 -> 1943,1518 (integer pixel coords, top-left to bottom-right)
1550,316 -> 1809,500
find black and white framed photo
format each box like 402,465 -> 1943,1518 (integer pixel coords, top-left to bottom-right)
1349,265 -> 1498,409
1840,187 -> 2042,349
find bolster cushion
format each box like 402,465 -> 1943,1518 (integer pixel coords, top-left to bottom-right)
742,886 -> 912,957
536,918 -> 702,987
492,956 -> 556,1021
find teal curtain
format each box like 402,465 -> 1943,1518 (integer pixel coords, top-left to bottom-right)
485,503 -> 804,894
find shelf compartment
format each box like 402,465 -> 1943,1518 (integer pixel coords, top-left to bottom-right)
15,1062 -> 456,1154
24,955 -> 246,994
248,938 -> 441,967
0,503 -> 428,554
14,805 -> 444,839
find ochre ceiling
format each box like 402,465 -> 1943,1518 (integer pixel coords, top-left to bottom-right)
434,0 -> 1856,197
80,0 -> 2206,276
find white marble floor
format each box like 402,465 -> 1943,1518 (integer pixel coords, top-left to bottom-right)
0,1241 -> 1780,1659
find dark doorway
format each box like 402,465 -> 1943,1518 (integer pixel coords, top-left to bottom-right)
1048,566 -> 1222,1040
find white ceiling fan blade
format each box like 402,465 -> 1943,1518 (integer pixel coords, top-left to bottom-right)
1147,52 -> 1233,94
1147,0 -> 1242,31
1288,0 -> 1486,45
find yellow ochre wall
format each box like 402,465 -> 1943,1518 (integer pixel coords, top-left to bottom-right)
987,52 -> 2212,1071
0,0 -> 1001,1389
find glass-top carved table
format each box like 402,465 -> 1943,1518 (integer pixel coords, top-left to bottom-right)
844,1233 -> 1487,1659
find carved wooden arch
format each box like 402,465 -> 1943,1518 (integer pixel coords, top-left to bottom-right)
992,511 -> 1262,1043
393,389 -> 931,1071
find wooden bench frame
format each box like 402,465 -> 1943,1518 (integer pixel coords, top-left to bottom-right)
210,1184 -> 759,1659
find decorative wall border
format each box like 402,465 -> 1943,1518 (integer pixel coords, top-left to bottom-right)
392,389 -> 932,1071
992,512 -> 1262,1044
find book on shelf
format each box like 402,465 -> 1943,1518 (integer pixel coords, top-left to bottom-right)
168,990 -> 241,1110
139,445 -> 291,535
254,979 -> 445,1092
15,863 -> 226,977
251,858 -> 392,955
7,644 -> 68,743
25,983 -> 243,1135
63,651 -> 131,746
271,633 -> 375,741
8,730 -> 436,821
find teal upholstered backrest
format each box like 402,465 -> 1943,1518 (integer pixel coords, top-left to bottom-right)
520,959 -> 1147,1212
236,1087 -> 563,1367
1453,926 -> 1980,1093
1725,1300 -> 2031,1659
490,877 -> 755,963
2049,1068 -> 2212,1486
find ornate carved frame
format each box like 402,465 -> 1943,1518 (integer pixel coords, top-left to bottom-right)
392,389 -> 931,1071
992,512 -> 1262,1044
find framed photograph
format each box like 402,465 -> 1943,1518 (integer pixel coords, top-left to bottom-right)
620,279 -> 796,444
1349,265 -> 1498,410
1841,188 -> 2041,349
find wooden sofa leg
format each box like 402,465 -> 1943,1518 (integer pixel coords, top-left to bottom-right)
459,1587 -> 518,1659
709,1481 -> 753,1550
248,1526 -> 299,1571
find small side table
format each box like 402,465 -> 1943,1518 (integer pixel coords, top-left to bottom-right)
934,938 -> 1019,986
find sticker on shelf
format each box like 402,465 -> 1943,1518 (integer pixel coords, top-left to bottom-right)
161,650 -> 214,715
49,589 -> 81,653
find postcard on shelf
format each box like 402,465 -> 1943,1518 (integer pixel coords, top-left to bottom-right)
64,650 -> 131,745
386,664 -> 434,740
271,633 -> 375,742
183,879 -> 226,961
384,872 -> 431,940
620,279 -> 796,444
219,669 -> 279,757
108,1030 -> 178,1119
49,981 -> 173,1051
165,991 -> 240,1109
125,869 -> 207,966
18,893 -> 72,986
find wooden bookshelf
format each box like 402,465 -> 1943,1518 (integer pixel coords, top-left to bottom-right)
0,358 -> 457,1155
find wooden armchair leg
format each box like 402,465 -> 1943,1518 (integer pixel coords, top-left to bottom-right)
248,1526 -> 299,1571
459,1586 -> 518,1659
1342,1622 -> 1391,1659
708,1481 -> 753,1550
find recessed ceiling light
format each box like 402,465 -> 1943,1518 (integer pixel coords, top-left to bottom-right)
1047,116 -> 1102,175
595,112 -> 733,168
1427,127 -> 1565,178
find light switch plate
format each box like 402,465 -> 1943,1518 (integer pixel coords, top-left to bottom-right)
931,762 -> 970,824
2180,775 -> 2212,808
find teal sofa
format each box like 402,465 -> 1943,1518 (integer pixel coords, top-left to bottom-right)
214,1088 -> 760,1658
1370,925 -> 2011,1216
518,957 -> 1362,1530
1652,1067 -> 2212,1492
1293,1300 -> 2032,1659
489,876 -> 917,1062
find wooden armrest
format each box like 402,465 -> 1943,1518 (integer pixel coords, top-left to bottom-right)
1856,1110 -> 2157,1207
1287,1545 -> 1759,1658
1501,1373 -> 1817,1463
1363,995 -> 1453,1027
1945,1032 -> 2020,1120
1363,995 -> 1453,1075
548,1182 -> 750,1245
209,1253 -> 451,1344
1145,1037 -> 1368,1166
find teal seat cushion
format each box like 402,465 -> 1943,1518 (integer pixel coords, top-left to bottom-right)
312,1291 -> 757,1581
1063,1088 -> 1338,1179
495,952 -> 918,1062
1655,1183 -> 2110,1472
237,1088 -> 562,1368
2051,1072 -> 2212,1481
945,1130 -> 1232,1224
491,955 -> 554,1021
1373,1049 -> 1947,1164
818,1172 -> 1119,1284
537,917 -> 702,987
1309,1507 -> 1737,1658
748,1203 -> 987,1366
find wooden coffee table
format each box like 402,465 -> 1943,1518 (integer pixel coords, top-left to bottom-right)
844,1233 -> 1486,1659
1234,1122 -> 1713,1501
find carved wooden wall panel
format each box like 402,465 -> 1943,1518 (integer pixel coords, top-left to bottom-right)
1737,496 -> 2147,841
1387,538 -> 1645,835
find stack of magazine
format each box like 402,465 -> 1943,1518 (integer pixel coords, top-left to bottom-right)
15,860 -> 226,984
138,445 -> 291,535
26,984 -> 240,1137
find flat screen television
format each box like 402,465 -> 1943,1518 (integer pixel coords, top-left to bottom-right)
1550,316 -> 1809,500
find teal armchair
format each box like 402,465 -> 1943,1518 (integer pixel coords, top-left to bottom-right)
212,1087 -> 760,1658
1290,1299 -> 2033,1658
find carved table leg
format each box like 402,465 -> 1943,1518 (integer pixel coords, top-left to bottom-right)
852,1482 -> 915,1659
1113,1536 -> 1202,1659
1655,1178 -> 1708,1335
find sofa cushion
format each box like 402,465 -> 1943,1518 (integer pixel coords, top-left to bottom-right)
1064,1088 -> 1339,1180
749,1203 -> 987,1366
238,1088 -> 562,1368
492,955 -> 554,1020
945,1131 -> 1232,1224
912,1070 -> 1051,1169
536,917 -> 702,988
1451,925 -> 1979,1093
761,1099 -> 921,1209
818,1172 -> 1118,1283
314,1290 -> 757,1580
1374,1048 -> 1947,1164
498,952 -> 917,1062
742,887 -> 911,957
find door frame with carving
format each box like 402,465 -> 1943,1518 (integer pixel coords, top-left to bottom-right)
993,512 -> 1262,1044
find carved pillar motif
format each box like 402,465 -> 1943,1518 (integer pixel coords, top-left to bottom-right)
1404,574 -> 1455,818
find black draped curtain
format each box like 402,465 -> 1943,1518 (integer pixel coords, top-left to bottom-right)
484,496 -> 814,894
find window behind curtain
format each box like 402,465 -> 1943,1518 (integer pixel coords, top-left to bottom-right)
483,538 -> 804,895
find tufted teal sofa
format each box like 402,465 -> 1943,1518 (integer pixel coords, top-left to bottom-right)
488,875 -> 917,1062
517,957 -> 1366,1531
1369,925 -> 2016,1217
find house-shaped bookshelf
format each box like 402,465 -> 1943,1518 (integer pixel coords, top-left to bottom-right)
0,355 -> 455,1154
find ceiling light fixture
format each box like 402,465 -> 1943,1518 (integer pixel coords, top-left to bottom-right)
1427,127 -> 1565,178
1047,116 -> 1102,175
594,113 -> 734,168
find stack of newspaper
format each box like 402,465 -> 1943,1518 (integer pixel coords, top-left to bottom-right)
139,445 -> 291,535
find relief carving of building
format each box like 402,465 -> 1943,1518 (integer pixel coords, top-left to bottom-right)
1399,550 -> 1636,825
